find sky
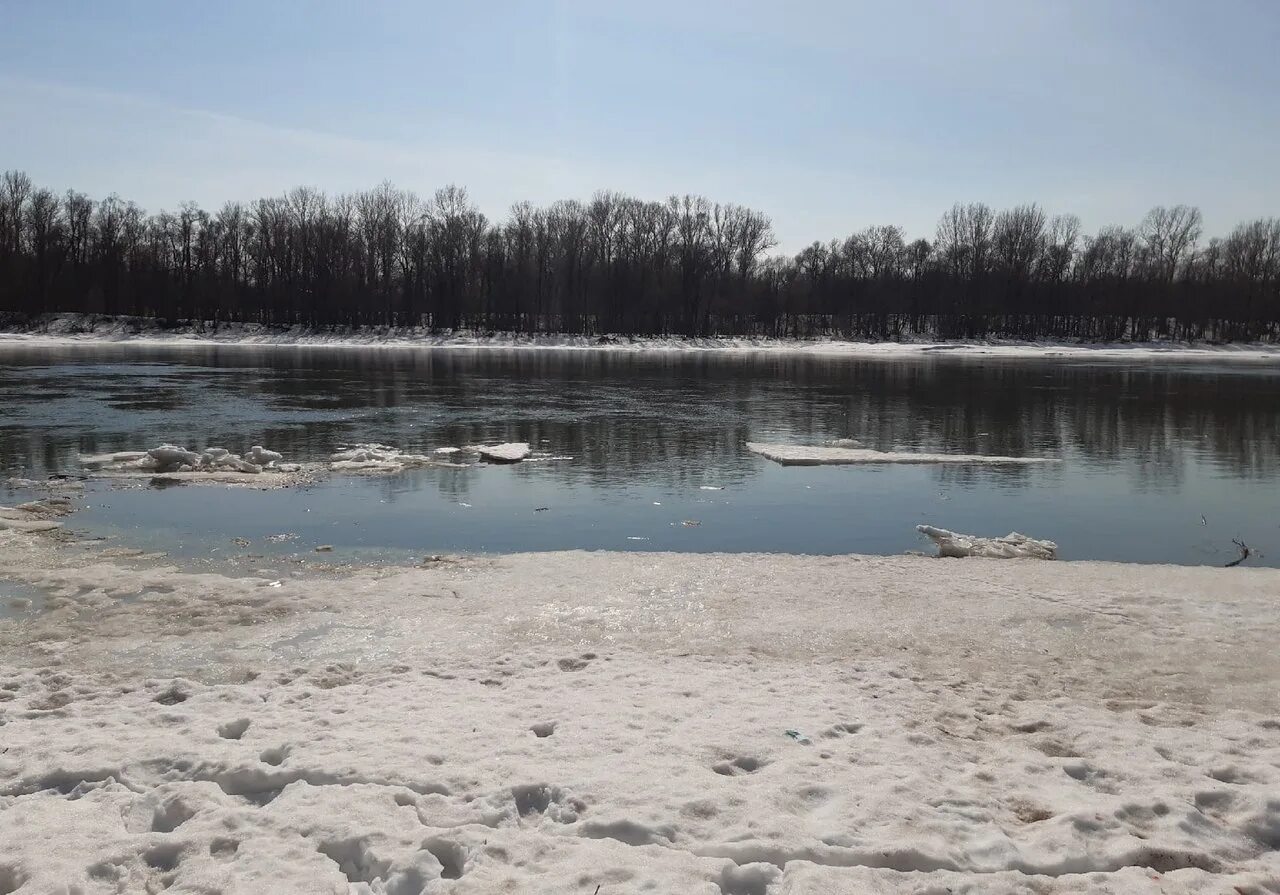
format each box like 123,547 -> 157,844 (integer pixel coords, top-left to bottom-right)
1,0 -> 1277,252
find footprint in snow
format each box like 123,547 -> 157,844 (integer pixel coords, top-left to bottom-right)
712,756 -> 766,776
557,653 -> 596,672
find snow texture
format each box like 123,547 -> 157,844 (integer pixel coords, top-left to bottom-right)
917,525 -> 1059,560
747,442 -> 1058,466
1,531 -> 1279,893
4,314 -> 1279,362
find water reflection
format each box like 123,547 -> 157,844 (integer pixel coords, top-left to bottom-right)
2,345 -> 1277,488
1,345 -> 1278,565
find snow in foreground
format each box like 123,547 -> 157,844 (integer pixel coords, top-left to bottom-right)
747,442 -> 1058,466
1,534 -> 1278,893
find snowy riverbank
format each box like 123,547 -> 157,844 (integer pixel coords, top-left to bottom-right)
1,315 -> 1279,362
1,529 -> 1278,893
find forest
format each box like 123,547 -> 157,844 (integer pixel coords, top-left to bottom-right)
0,169 -> 1277,342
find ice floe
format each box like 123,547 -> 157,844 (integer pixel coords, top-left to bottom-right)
0,511 -> 62,533
328,443 -> 465,473
747,442 -> 1059,466
81,444 -> 295,475
246,445 -> 283,467
0,496 -> 76,532
78,450 -> 150,470
2,477 -> 85,493
476,442 -> 531,463
917,524 -> 1058,559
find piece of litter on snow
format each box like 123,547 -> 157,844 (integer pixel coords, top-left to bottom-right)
784,729 -> 812,745
534,507 -> 549,512
681,520 -> 701,527
458,502 -> 472,508
315,545 -> 333,552
265,580 -> 282,588
652,502 -> 662,506
699,485 -> 723,491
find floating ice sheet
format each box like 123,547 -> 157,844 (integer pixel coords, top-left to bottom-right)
746,442 -> 1058,466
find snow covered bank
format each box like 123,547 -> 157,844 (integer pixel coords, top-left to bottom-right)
2,315 -> 1278,362
1,533 -> 1279,892
747,442 -> 1059,466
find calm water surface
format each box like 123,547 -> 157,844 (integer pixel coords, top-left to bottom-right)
1,344 -> 1277,566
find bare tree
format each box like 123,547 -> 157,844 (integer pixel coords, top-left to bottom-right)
993,204 -> 1046,284
1139,205 -> 1203,283
1,170 -> 33,256
0,170 -> 1277,343
936,202 -> 993,284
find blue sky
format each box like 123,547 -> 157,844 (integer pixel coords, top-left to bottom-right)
1,0 -> 1277,251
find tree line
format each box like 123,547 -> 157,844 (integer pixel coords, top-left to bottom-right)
1,169 -> 1277,341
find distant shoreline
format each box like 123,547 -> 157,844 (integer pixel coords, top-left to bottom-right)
1,314 -> 1278,362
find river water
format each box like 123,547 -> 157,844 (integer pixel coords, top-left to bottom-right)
1,344 -> 1277,566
